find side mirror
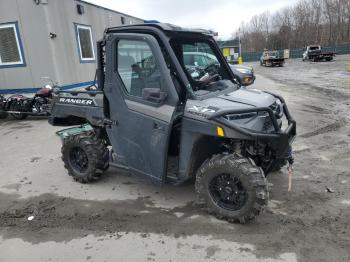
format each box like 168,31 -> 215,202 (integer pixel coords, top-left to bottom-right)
142,88 -> 167,103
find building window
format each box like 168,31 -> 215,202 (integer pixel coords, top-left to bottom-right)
75,24 -> 95,62
0,22 -> 25,68
121,16 -> 125,24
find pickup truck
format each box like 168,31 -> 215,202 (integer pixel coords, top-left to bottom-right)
260,50 -> 285,67
302,45 -> 335,62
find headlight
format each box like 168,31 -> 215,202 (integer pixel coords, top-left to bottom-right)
242,77 -> 253,85
224,112 -> 257,120
270,101 -> 283,119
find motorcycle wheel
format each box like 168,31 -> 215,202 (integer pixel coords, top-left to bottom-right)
9,103 -> 28,120
0,111 -> 8,119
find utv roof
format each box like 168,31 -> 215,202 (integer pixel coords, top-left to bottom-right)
105,23 -> 214,36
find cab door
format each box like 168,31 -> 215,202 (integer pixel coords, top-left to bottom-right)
103,33 -> 179,183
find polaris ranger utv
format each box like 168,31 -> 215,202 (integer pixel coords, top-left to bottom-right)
49,23 -> 296,223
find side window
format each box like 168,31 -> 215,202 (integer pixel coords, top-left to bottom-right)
117,39 -> 161,98
183,54 -> 193,66
0,22 -> 25,67
75,24 -> 95,62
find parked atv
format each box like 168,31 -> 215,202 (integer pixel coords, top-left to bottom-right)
0,79 -> 56,120
49,23 -> 296,223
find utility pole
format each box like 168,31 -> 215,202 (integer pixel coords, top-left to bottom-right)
238,28 -> 243,64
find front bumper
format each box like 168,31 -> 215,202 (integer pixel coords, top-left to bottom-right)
207,91 -> 296,156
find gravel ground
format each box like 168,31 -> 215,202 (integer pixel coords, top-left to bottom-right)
0,55 -> 349,262
249,54 -> 350,99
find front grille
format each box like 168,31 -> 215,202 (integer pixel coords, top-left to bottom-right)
263,119 -> 273,131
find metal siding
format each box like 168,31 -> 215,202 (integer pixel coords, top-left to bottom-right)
0,0 -> 144,93
0,0 -> 35,90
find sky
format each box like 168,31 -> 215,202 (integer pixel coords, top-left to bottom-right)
85,0 -> 299,39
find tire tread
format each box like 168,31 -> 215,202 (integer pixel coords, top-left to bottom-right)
61,131 -> 109,183
195,154 -> 268,224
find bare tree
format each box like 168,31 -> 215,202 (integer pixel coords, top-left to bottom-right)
233,0 -> 350,52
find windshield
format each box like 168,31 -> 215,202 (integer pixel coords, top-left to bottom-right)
267,51 -> 277,56
170,37 -> 236,94
309,46 -> 320,50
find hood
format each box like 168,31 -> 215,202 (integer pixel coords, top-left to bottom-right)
217,88 -> 275,107
185,88 -> 276,119
230,64 -> 253,71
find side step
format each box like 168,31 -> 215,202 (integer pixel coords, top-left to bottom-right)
166,156 -> 179,183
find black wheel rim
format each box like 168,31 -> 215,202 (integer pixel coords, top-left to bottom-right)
69,147 -> 89,173
209,174 -> 247,211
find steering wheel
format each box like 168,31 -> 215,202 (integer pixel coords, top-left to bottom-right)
203,63 -> 219,74
198,73 -> 220,86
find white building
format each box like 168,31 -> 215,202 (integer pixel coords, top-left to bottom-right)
0,0 -> 143,94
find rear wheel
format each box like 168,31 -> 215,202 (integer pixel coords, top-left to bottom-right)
9,103 -> 27,120
0,111 -> 7,119
195,154 -> 268,223
61,131 -> 109,183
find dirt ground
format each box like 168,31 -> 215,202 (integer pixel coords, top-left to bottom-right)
0,55 -> 349,262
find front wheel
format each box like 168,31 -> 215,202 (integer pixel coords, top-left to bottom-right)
195,154 -> 268,223
61,131 -> 109,183
270,159 -> 287,172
